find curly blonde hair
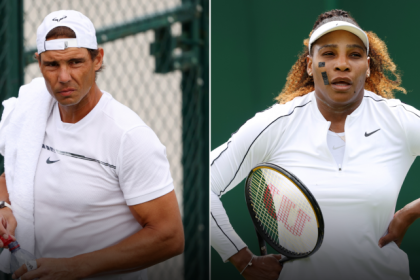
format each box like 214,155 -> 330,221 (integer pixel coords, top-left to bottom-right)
275,10 -> 406,104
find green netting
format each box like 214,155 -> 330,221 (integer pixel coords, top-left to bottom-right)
0,0 -> 208,279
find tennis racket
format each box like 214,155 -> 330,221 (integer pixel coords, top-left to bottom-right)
245,163 -> 324,263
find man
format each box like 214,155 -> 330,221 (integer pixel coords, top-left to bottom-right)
0,10 -> 184,280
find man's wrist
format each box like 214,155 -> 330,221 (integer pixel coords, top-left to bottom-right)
0,198 -> 11,205
228,247 -> 253,273
68,256 -> 91,279
0,201 -> 12,211
0,207 -> 12,215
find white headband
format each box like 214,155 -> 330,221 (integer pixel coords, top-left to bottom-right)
309,21 -> 369,55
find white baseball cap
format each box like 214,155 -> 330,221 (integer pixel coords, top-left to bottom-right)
308,21 -> 369,55
36,10 -> 98,54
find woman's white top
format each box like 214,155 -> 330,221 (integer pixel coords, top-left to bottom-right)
327,130 -> 346,168
211,90 -> 420,280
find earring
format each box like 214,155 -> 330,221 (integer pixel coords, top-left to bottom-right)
309,72 -> 312,76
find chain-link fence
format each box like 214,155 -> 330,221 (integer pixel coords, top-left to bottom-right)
0,0 -> 208,279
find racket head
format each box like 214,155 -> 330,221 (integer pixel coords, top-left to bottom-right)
245,163 -> 324,259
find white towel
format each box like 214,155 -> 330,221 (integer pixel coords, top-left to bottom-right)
0,77 -> 55,273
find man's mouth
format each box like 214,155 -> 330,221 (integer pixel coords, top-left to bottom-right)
58,88 -> 75,96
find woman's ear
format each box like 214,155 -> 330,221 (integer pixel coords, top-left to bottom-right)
307,55 -> 313,76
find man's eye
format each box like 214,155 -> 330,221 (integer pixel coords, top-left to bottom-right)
46,63 -> 57,67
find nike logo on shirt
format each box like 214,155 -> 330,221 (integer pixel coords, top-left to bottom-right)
333,145 -> 345,150
365,129 -> 381,137
46,157 -> 60,164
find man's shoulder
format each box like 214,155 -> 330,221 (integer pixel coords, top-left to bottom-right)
100,91 -> 147,132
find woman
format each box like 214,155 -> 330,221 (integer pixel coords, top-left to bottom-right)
211,9 -> 419,280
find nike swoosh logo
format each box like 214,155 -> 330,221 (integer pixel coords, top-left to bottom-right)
333,145 -> 345,150
365,128 -> 381,137
46,157 -> 60,164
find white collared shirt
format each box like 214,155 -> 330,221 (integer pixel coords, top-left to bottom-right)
211,90 -> 420,279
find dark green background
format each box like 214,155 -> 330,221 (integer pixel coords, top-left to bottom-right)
211,0 -> 420,279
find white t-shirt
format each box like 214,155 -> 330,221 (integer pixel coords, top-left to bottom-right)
34,91 -> 174,280
211,90 -> 420,280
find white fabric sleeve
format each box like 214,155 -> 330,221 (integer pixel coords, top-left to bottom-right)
211,106 -> 284,197
211,190 -> 247,262
392,101 -> 420,156
116,125 -> 174,205
0,97 -> 18,156
211,104 -> 286,261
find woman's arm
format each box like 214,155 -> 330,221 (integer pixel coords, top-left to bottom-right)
378,198 -> 420,247
211,106 -> 289,279
211,191 -> 283,280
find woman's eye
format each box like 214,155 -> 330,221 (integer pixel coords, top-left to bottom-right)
322,52 -> 334,56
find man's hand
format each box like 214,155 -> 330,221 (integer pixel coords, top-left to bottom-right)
0,208 -> 17,247
12,258 -> 80,280
229,248 -> 282,280
379,210 -> 412,248
0,173 -> 16,248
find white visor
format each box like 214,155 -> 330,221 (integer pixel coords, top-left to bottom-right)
308,21 -> 369,55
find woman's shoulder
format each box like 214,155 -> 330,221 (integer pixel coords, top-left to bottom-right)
234,93 -> 314,140
256,92 -> 313,120
363,90 -> 420,116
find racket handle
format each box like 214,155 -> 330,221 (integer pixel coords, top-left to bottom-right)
255,230 -> 267,256
279,256 -> 289,264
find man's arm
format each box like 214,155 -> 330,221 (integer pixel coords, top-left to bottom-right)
0,172 -> 17,247
0,173 -> 10,204
14,190 -> 184,280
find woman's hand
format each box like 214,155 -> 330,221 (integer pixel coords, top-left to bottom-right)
378,198 -> 420,249
229,248 -> 282,280
378,210 -> 409,248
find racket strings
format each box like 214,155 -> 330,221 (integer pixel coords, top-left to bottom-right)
248,168 -> 318,254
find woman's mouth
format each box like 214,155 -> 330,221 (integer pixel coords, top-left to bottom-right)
331,78 -> 353,91
331,82 -> 352,91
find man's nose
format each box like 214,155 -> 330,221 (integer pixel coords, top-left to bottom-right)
58,66 -> 71,83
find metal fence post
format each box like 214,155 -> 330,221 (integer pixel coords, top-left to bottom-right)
0,1 -> 23,278
182,0 -> 209,279
0,0 -> 24,175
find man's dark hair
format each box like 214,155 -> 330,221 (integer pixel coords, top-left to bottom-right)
38,26 -> 104,75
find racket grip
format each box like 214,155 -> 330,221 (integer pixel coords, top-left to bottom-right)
279,256 -> 289,264
255,229 -> 267,256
